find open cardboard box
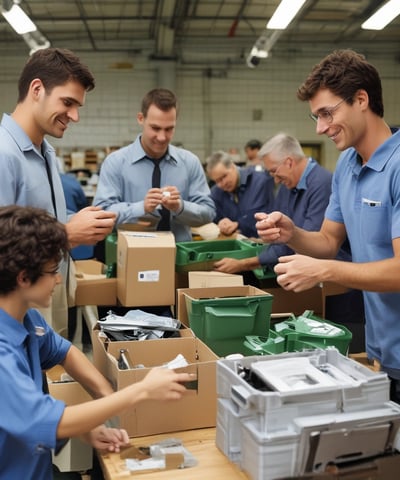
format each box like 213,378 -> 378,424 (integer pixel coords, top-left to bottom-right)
74,259 -> 117,306
47,366 -> 93,472
91,325 -> 218,437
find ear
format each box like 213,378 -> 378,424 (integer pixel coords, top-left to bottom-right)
17,270 -> 31,288
30,78 -> 44,101
354,89 -> 369,111
137,112 -> 144,126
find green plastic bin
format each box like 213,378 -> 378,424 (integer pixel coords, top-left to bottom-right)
243,331 -> 319,356
274,310 -> 352,355
104,232 -> 118,277
175,239 -> 265,273
184,288 -> 273,357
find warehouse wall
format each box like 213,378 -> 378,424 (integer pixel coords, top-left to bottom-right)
0,47 -> 399,172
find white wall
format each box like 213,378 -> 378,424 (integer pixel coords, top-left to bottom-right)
1,48 -> 399,172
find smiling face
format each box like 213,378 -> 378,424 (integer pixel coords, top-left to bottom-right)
309,89 -> 366,153
32,79 -> 86,141
21,261 -> 62,310
137,104 -> 176,159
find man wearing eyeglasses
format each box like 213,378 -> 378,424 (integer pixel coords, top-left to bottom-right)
256,49 -> 400,403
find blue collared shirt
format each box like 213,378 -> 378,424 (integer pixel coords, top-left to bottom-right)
0,308 -> 71,479
259,159 -> 333,266
325,129 -> 400,377
0,114 -> 67,223
94,135 -> 216,242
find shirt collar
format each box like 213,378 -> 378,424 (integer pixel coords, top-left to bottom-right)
1,113 -> 55,157
131,135 -> 178,165
295,157 -> 316,191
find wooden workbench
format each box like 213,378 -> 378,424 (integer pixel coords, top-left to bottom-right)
98,427 -> 248,479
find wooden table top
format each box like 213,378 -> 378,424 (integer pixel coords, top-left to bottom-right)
98,427 -> 249,479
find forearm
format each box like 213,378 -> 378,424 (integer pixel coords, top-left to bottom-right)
58,384 -> 147,438
239,256 -> 261,270
61,346 -> 114,398
288,228 -> 338,259
318,256 -> 400,292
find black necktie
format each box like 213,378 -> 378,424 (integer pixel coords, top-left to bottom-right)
151,159 -> 171,231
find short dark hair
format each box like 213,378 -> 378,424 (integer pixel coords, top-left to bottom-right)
18,48 -> 95,103
245,139 -> 262,150
141,88 -> 178,117
297,49 -> 384,117
0,206 -> 69,294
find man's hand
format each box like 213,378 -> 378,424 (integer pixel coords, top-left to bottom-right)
218,218 -> 239,236
81,425 -> 130,453
66,206 -> 116,247
274,254 -> 323,292
144,188 -> 164,213
161,186 -> 182,213
214,257 -> 243,274
255,211 -> 295,244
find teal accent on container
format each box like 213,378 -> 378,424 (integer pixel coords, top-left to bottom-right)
175,239 -> 265,273
273,310 -> 352,355
243,330 -> 319,356
105,232 -> 118,278
184,292 -> 273,357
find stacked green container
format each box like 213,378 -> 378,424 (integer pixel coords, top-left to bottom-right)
175,239 -> 265,273
184,291 -> 273,357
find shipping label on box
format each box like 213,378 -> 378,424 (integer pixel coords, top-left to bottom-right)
91,325 -> 218,437
117,231 -> 176,306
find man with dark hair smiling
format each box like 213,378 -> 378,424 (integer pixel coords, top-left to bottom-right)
256,49 -> 400,402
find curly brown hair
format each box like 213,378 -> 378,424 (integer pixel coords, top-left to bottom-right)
0,206 -> 69,295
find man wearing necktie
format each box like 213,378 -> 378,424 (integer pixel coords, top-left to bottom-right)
94,88 -> 215,242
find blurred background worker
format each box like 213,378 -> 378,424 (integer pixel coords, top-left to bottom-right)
244,138 -> 263,171
206,150 -> 274,238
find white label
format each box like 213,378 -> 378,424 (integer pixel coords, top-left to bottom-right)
137,270 -> 160,282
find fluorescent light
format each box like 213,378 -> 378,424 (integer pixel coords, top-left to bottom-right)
362,0 -> 400,30
267,0 -> 307,30
2,4 -> 37,34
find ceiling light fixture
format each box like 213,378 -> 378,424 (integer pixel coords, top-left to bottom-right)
267,0 -> 307,30
361,0 -> 400,30
1,2 -> 36,34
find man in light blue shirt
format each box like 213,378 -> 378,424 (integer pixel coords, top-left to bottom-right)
94,88 -> 215,242
0,48 -> 116,335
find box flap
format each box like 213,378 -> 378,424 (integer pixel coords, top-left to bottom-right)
188,271 -> 243,288
118,230 -> 176,247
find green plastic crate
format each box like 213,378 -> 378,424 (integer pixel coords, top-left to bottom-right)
243,330 -> 320,355
274,310 -> 352,355
175,239 -> 264,272
184,287 -> 273,357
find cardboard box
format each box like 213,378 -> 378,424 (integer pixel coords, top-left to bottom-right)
47,366 -> 93,472
188,271 -> 244,288
91,326 -> 218,437
117,231 -> 175,306
74,259 -> 117,306
263,282 -> 350,318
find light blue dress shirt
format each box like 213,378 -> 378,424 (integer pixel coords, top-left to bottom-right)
0,114 -> 67,223
94,135 -> 216,242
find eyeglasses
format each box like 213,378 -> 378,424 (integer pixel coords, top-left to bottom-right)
309,97 -> 351,123
41,267 -> 60,276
